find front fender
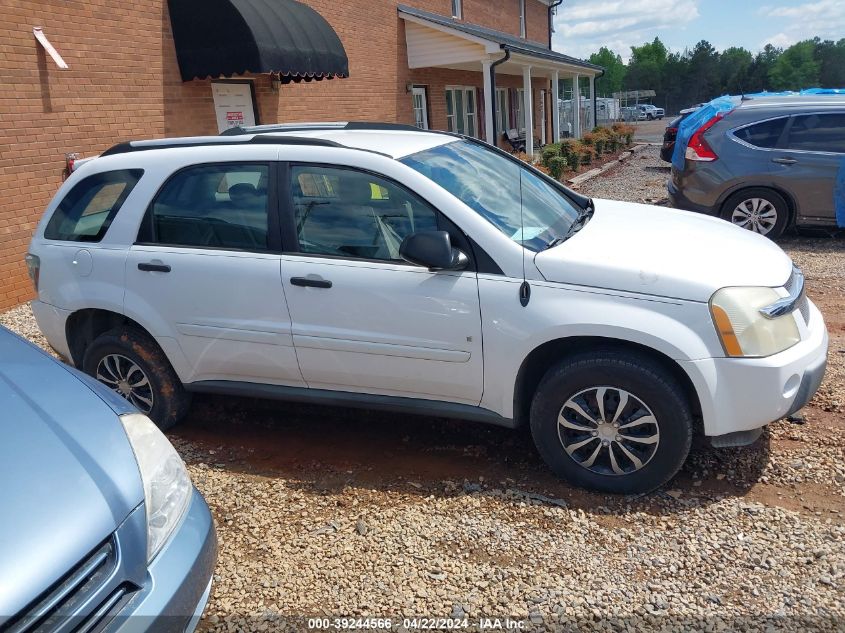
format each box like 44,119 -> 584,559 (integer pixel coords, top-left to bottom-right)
477,278 -> 722,418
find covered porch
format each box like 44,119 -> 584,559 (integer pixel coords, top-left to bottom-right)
398,5 -> 603,154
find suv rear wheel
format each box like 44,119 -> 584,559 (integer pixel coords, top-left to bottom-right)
720,188 -> 789,239
82,327 -> 191,430
529,351 -> 692,494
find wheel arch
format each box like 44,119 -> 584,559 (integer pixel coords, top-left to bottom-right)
65,308 -> 152,368
512,336 -> 703,433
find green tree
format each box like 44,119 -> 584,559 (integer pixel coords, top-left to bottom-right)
747,44 -> 782,92
625,37 -> 668,95
815,38 -> 845,87
769,40 -> 820,90
588,47 -> 626,97
686,40 -> 721,103
719,47 -> 753,95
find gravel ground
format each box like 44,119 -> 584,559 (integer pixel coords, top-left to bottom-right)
2,145 -> 843,631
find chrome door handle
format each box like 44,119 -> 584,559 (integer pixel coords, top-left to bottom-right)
290,276 -> 332,289
772,157 -> 797,165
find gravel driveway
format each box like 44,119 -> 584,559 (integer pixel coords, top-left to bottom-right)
2,145 -> 843,631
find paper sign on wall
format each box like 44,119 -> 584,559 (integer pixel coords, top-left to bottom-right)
211,82 -> 257,133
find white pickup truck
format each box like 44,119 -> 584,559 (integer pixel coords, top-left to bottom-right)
637,104 -> 665,120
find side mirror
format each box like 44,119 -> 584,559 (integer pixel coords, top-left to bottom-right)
399,230 -> 468,271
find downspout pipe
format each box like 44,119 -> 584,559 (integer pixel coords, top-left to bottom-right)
548,0 -> 564,49
593,67 -> 605,129
490,48 -> 511,146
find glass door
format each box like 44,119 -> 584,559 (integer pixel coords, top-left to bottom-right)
412,86 -> 429,129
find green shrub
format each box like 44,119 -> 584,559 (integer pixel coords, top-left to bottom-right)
548,156 -> 568,180
540,144 -> 561,168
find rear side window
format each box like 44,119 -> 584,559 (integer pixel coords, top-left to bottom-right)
734,117 -> 787,149
785,113 -> 845,153
44,169 -> 143,242
140,163 -> 270,251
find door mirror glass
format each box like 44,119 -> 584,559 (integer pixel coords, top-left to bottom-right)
400,230 -> 468,271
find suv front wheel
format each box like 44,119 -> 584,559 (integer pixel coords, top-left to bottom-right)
530,351 -> 693,494
83,327 -> 191,430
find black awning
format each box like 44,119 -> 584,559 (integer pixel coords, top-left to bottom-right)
167,0 -> 349,82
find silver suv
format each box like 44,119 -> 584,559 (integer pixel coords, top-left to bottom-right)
668,95 -> 845,238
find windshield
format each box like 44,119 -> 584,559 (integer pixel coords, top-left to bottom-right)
400,140 -> 583,251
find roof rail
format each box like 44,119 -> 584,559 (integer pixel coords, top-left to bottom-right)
100,135 -> 344,157
221,121 -> 429,136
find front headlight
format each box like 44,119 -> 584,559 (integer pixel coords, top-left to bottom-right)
710,286 -> 800,357
120,413 -> 192,562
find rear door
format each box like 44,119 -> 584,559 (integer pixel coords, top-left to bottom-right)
279,163 -> 484,405
770,111 -> 845,225
124,161 -> 305,386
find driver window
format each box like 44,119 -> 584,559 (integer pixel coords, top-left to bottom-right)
290,165 -> 438,261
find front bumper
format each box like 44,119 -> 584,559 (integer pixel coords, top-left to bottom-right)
679,300 -> 829,439
111,489 -> 217,633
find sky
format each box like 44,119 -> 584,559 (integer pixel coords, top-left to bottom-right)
551,0 -> 845,63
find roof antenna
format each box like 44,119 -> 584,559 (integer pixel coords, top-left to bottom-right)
518,167 -> 531,307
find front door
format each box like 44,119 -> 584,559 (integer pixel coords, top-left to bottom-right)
125,161 -> 304,386
412,86 -> 429,130
771,112 -> 845,225
280,163 -> 484,405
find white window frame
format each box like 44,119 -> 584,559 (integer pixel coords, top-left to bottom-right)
451,0 -> 462,19
495,88 -> 509,135
519,0 -> 526,38
445,86 -> 478,138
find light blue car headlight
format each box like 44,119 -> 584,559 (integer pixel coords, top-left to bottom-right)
119,414 -> 192,562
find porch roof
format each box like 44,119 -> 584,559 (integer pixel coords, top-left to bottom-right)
397,5 -> 602,76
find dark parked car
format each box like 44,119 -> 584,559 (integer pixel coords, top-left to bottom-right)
660,106 -> 702,162
668,95 -> 845,238
0,326 -> 216,632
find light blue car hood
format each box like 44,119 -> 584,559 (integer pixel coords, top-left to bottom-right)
0,327 -> 143,619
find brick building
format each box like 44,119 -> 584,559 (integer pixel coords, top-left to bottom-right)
0,0 -> 601,311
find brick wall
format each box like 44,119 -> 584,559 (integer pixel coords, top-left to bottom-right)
0,0 -> 551,311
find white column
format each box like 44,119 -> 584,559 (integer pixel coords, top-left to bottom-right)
573,73 -> 581,139
482,59 -> 494,145
523,65 -> 534,155
589,74 -> 596,130
551,70 -> 560,142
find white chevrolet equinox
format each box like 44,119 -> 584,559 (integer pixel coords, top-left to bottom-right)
27,123 -> 828,493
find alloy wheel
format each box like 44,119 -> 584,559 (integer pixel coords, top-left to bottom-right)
95,353 -> 155,413
731,198 -> 778,235
557,386 -> 660,476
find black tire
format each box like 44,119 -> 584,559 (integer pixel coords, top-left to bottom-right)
720,188 -> 789,239
82,327 -> 191,430
529,351 -> 693,494
646,113 -> 654,120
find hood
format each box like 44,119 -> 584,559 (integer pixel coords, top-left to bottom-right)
535,198 -> 793,302
0,328 -> 143,618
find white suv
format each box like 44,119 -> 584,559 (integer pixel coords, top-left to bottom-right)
27,123 -> 828,493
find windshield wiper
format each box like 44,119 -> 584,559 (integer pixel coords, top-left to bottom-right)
544,201 -> 594,250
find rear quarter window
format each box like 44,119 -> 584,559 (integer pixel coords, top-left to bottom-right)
44,169 -> 143,242
733,117 -> 788,149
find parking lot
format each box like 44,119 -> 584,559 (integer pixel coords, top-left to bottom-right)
2,144 -> 843,631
